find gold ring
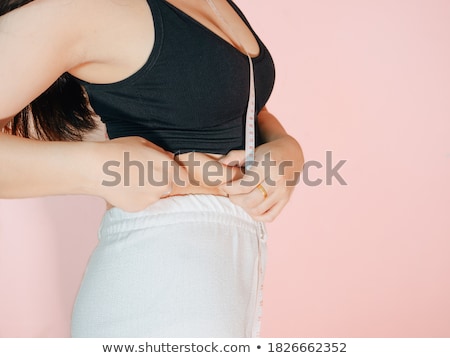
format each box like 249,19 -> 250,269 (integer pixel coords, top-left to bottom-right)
256,183 -> 268,200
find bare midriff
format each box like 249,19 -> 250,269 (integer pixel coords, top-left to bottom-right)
105,151 -> 244,210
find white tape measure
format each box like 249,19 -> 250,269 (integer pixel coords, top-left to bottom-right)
206,0 -> 256,172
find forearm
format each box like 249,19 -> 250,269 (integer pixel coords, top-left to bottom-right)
257,106 -> 304,164
0,132 -> 97,199
257,106 -> 289,142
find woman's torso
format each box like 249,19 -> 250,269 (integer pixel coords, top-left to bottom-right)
68,0 -> 276,202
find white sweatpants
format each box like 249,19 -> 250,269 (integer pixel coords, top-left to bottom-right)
70,194 -> 268,338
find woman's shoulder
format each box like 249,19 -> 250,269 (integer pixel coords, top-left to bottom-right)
0,0 -> 151,118
0,0 -> 147,54
0,0 -> 155,91
67,0 -> 157,84
0,0 -> 97,55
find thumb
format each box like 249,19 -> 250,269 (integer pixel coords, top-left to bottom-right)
218,150 -> 246,167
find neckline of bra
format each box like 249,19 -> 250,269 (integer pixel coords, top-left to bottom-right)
159,0 -> 264,60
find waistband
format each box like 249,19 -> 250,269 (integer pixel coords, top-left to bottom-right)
98,194 -> 262,239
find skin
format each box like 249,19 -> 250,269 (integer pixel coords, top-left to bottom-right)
0,0 -> 304,222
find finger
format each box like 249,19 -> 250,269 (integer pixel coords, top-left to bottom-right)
221,163 -> 266,195
218,150 -> 246,167
252,197 -> 289,223
225,180 -> 274,216
227,184 -> 266,209
251,188 -> 278,215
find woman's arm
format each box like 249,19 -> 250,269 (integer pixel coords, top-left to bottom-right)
219,105 -> 304,167
0,1 -> 99,195
257,105 -> 290,142
0,132 -> 187,212
220,106 -> 304,222
0,132 -> 99,198
257,105 -> 304,167
0,1 -> 180,211
0,0 -> 88,119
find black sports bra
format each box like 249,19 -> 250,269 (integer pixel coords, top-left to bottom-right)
73,0 -> 276,154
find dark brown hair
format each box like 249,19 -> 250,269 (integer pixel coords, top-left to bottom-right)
1,0 -> 97,141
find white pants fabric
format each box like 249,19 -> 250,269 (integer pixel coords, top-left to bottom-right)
71,194 -> 268,338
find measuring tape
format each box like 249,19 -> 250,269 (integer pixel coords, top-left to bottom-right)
205,0 -> 256,172
205,1 -> 263,337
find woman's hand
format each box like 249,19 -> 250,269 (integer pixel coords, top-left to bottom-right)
171,151 -> 244,196
92,137 -> 245,212
218,135 -> 304,222
89,136 -> 187,212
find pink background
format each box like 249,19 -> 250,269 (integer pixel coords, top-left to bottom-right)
1,0 -> 449,337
